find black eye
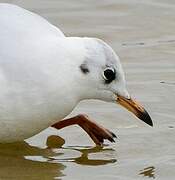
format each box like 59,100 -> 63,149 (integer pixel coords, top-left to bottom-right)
103,67 -> 116,84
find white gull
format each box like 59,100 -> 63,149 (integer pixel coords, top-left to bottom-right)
0,4 -> 152,144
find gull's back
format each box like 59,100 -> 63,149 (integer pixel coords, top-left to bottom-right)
0,3 -> 65,39
0,4 -> 81,142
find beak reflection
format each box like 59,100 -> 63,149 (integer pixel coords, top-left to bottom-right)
117,95 -> 153,126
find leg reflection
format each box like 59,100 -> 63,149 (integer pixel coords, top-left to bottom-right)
66,146 -> 117,166
49,143 -> 117,166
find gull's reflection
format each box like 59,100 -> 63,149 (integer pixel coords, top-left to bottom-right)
0,141 -> 65,179
52,146 -> 117,166
46,135 -> 117,166
139,166 -> 155,179
0,135 -> 117,179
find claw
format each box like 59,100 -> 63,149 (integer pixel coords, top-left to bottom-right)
110,131 -> 117,138
107,130 -> 117,138
107,136 -> 115,143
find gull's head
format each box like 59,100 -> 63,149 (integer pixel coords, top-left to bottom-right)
77,38 -> 153,126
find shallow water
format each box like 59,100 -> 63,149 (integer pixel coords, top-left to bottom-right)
0,0 -> 175,179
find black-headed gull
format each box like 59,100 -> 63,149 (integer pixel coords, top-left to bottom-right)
0,4 -> 152,145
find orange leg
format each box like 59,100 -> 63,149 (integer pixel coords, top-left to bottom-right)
51,114 -> 116,145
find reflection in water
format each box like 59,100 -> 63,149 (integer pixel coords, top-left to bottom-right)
47,135 -> 117,166
0,136 -> 116,179
52,146 -> 117,166
139,166 -> 155,179
0,141 -> 65,179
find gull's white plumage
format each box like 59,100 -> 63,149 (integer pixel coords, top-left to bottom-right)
0,4 -> 129,142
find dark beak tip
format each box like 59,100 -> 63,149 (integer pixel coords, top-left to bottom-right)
139,110 -> 153,127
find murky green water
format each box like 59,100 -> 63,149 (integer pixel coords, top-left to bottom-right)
0,0 -> 175,179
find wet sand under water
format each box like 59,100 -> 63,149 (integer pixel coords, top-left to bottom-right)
0,0 -> 175,179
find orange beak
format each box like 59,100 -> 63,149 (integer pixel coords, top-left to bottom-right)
117,95 -> 153,126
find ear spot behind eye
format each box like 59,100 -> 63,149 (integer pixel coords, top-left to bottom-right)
80,63 -> 89,74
